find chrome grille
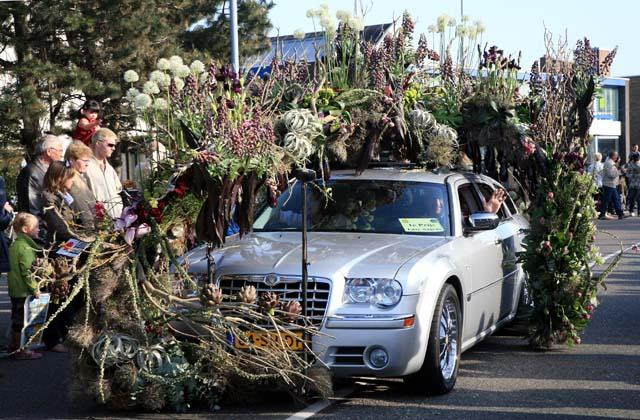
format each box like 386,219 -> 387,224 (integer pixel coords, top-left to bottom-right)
329,346 -> 366,366
217,274 -> 331,326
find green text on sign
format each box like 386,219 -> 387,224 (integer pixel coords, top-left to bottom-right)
398,218 -> 444,233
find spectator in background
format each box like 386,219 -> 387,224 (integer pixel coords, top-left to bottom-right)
1,175 -> 14,274
72,100 -> 101,146
629,144 -> 639,162
587,152 -> 604,213
7,213 -> 43,359
65,141 -> 97,231
84,128 -> 123,219
599,151 -> 628,220
626,153 -> 640,216
16,134 -> 63,216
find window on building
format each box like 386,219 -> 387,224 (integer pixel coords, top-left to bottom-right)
596,136 -> 619,156
594,87 -> 620,121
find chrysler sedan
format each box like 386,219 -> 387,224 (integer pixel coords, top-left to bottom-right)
181,168 -> 529,394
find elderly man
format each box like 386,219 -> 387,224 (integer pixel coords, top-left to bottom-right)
599,151 -> 628,220
84,128 -> 123,219
16,134 -> 63,216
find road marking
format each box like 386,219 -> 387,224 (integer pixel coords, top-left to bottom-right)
285,385 -> 357,420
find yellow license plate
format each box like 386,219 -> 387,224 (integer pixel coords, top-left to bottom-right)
234,330 -> 304,351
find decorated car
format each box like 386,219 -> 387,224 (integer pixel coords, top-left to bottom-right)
180,167 -> 530,394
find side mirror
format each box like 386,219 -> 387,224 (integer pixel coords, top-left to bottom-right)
466,212 -> 500,232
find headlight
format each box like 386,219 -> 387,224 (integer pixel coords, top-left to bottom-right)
344,278 -> 403,308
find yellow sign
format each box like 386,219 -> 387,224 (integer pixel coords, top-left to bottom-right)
398,218 -> 444,233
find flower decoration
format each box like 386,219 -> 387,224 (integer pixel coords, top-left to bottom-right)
156,58 -> 170,71
124,70 -> 139,83
115,206 -> 151,245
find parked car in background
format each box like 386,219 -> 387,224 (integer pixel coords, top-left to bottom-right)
180,168 -> 530,394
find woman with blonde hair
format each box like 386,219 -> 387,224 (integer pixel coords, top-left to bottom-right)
64,140 -> 97,231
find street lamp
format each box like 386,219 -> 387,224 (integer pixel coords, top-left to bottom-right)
229,0 -> 240,73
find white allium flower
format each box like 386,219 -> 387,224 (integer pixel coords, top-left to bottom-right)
293,29 -> 306,40
199,72 -> 208,84
456,24 -> 468,37
149,70 -> 165,84
143,80 -> 160,95
153,98 -> 169,110
448,18 -> 457,28
306,9 -> 316,18
336,10 -> 352,23
169,60 -> 182,75
474,20 -> 486,34
123,70 -> 139,83
173,77 -> 185,91
157,58 -> 170,71
190,60 -> 205,74
159,73 -> 172,90
461,15 -> 471,23
427,24 -> 436,33
169,55 -> 183,66
134,93 -> 152,110
349,16 -> 364,31
176,64 -> 191,78
126,87 -> 140,102
436,14 -> 451,32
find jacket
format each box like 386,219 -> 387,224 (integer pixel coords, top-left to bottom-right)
602,158 -> 620,188
69,176 -> 97,232
0,176 -> 12,273
84,157 -> 123,219
42,190 -> 80,244
626,162 -> 640,189
7,233 -> 40,298
16,158 -> 48,216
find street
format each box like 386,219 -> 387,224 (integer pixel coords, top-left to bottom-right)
1,219 -> 639,419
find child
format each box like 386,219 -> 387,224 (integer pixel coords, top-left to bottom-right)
7,213 -> 43,360
72,99 -> 101,146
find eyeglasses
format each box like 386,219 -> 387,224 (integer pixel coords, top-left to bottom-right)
103,142 -> 116,148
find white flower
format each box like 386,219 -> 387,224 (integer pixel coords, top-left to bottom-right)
169,55 -> 183,66
153,98 -> 169,110
190,60 -> 205,74
126,87 -> 140,102
576,213 -> 583,219
474,20 -> 486,34
169,60 -> 182,75
293,29 -> 306,40
123,70 -> 139,83
143,80 -> 160,95
456,24 -> 468,37
157,58 -> 170,71
199,72 -> 208,84
427,24 -> 436,33
173,77 -> 185,91
134,93 -> 152,110
461,15 -> 471,23
175,64 -> 191,78
150,70 -> 166,84
517,82 -> 531,99
436,14 -> 451,32
349,16 -> 363,31
336,10 -> 352,23
159,73 -> 172,90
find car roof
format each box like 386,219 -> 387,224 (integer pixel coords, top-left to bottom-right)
329,168 -> 492,185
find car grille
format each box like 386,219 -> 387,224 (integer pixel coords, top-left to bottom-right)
217,274 -> 331,326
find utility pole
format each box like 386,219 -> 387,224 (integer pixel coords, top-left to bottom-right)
230,0 -> 240,73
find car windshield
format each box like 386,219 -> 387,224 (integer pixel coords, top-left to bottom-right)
253,180 -> 450,236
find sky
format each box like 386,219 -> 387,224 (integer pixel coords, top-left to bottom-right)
266,0 -> 639,78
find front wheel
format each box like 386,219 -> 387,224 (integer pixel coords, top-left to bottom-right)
404,283 -> 461,395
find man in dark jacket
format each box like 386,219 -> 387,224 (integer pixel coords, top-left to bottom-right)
16,134 -> 63,216
0,176 -> 14,273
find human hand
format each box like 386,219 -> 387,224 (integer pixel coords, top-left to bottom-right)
3,201 -> 13,213
483,188 -> 506,214
33,290 -> 41,299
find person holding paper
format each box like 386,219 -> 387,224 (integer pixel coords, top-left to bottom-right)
7,213 -> 43,359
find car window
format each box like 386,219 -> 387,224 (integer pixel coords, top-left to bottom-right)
477,183 -> 507,219
457,184 -> 482,225
253,180 -> 451,236
504,192 -> 518,215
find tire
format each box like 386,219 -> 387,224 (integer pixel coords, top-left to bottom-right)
404,283 -> 461,395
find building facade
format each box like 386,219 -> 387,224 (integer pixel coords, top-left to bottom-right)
588,77 -> 630,161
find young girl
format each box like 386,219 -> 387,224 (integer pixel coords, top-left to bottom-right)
72,100 -> 101,146
7,213 -> 43,359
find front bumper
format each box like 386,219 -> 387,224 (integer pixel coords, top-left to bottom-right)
315,296 -> 431,377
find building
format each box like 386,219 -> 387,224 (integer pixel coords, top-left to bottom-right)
627,75 -> 640,152
589,77 -> 630,160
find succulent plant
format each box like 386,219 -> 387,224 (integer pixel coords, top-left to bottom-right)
259,291 -> 280,315
200,284 -> 224,307
281,300 -> 303,322
237,285 -> 257,304
50,279 -> 70,303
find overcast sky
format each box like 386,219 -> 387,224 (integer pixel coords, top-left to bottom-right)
267,0 -> 638,78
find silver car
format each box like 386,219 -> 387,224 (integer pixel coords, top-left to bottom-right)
182,168 -> 529,394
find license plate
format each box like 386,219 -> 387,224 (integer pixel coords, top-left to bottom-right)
234,330 -> 304,351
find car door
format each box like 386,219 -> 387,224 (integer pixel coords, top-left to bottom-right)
454,181 -> 504,340
475,181 -> 521,320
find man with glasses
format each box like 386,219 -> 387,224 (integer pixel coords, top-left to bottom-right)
84,128 -> 123,219
16,134 -> 63,217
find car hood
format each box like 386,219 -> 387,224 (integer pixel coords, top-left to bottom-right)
182,232 -> 447,280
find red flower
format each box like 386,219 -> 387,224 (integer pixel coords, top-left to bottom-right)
547,191 -> 554,201
150,207 -> 163,223
94,202 -> 106,220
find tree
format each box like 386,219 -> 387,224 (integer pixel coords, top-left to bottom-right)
0,0 -> 273,153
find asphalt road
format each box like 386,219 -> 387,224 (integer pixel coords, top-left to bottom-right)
0,218 -> 638,419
